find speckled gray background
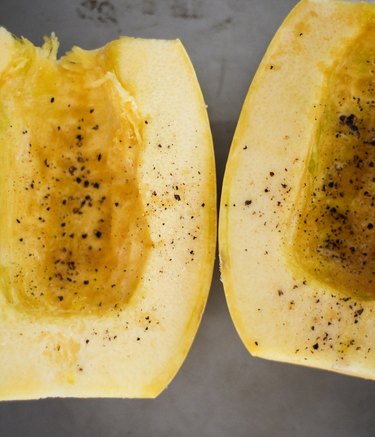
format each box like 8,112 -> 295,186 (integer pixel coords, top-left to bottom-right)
0,1 -> 374,436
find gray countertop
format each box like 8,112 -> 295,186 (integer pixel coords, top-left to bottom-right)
0,1 -> 374,436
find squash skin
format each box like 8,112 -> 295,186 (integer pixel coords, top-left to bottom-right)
220,0 -> 375,379
0,31 -> 216,399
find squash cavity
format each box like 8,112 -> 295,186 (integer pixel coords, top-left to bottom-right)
0,36 -> 152,316
290,23 -> 375,301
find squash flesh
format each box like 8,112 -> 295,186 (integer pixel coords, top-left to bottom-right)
0,37 -> 151,315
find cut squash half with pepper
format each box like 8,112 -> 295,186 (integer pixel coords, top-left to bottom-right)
220,0 -> 375,379
0,28 -> 216,399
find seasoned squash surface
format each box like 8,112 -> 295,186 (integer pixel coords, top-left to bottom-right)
0,37 -> 151,315
291,23 -> 374,300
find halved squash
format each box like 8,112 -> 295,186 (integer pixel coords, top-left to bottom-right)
220,0 -> 375,379
0,28 -> 216,399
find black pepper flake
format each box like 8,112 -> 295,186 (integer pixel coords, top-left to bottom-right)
339,113 -> 358,132
367,223 -> 373,230
97,154 -> 102,162
245,200 -> 252,206
95,230 -> 102,238
174,194 -> 181,201
93,182 -> 100,189
312,343 -> 319,350
83,280 -> 89,285
81,233 -> 88,239
50,97 -> 55,103
57,295 -> 64,301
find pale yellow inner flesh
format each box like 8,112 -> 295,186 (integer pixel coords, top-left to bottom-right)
0,40 -> 151,315
292,25 -> 374,300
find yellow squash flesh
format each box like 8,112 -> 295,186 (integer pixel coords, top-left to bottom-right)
0,29 -> 216,399
220,0 -> 375,379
